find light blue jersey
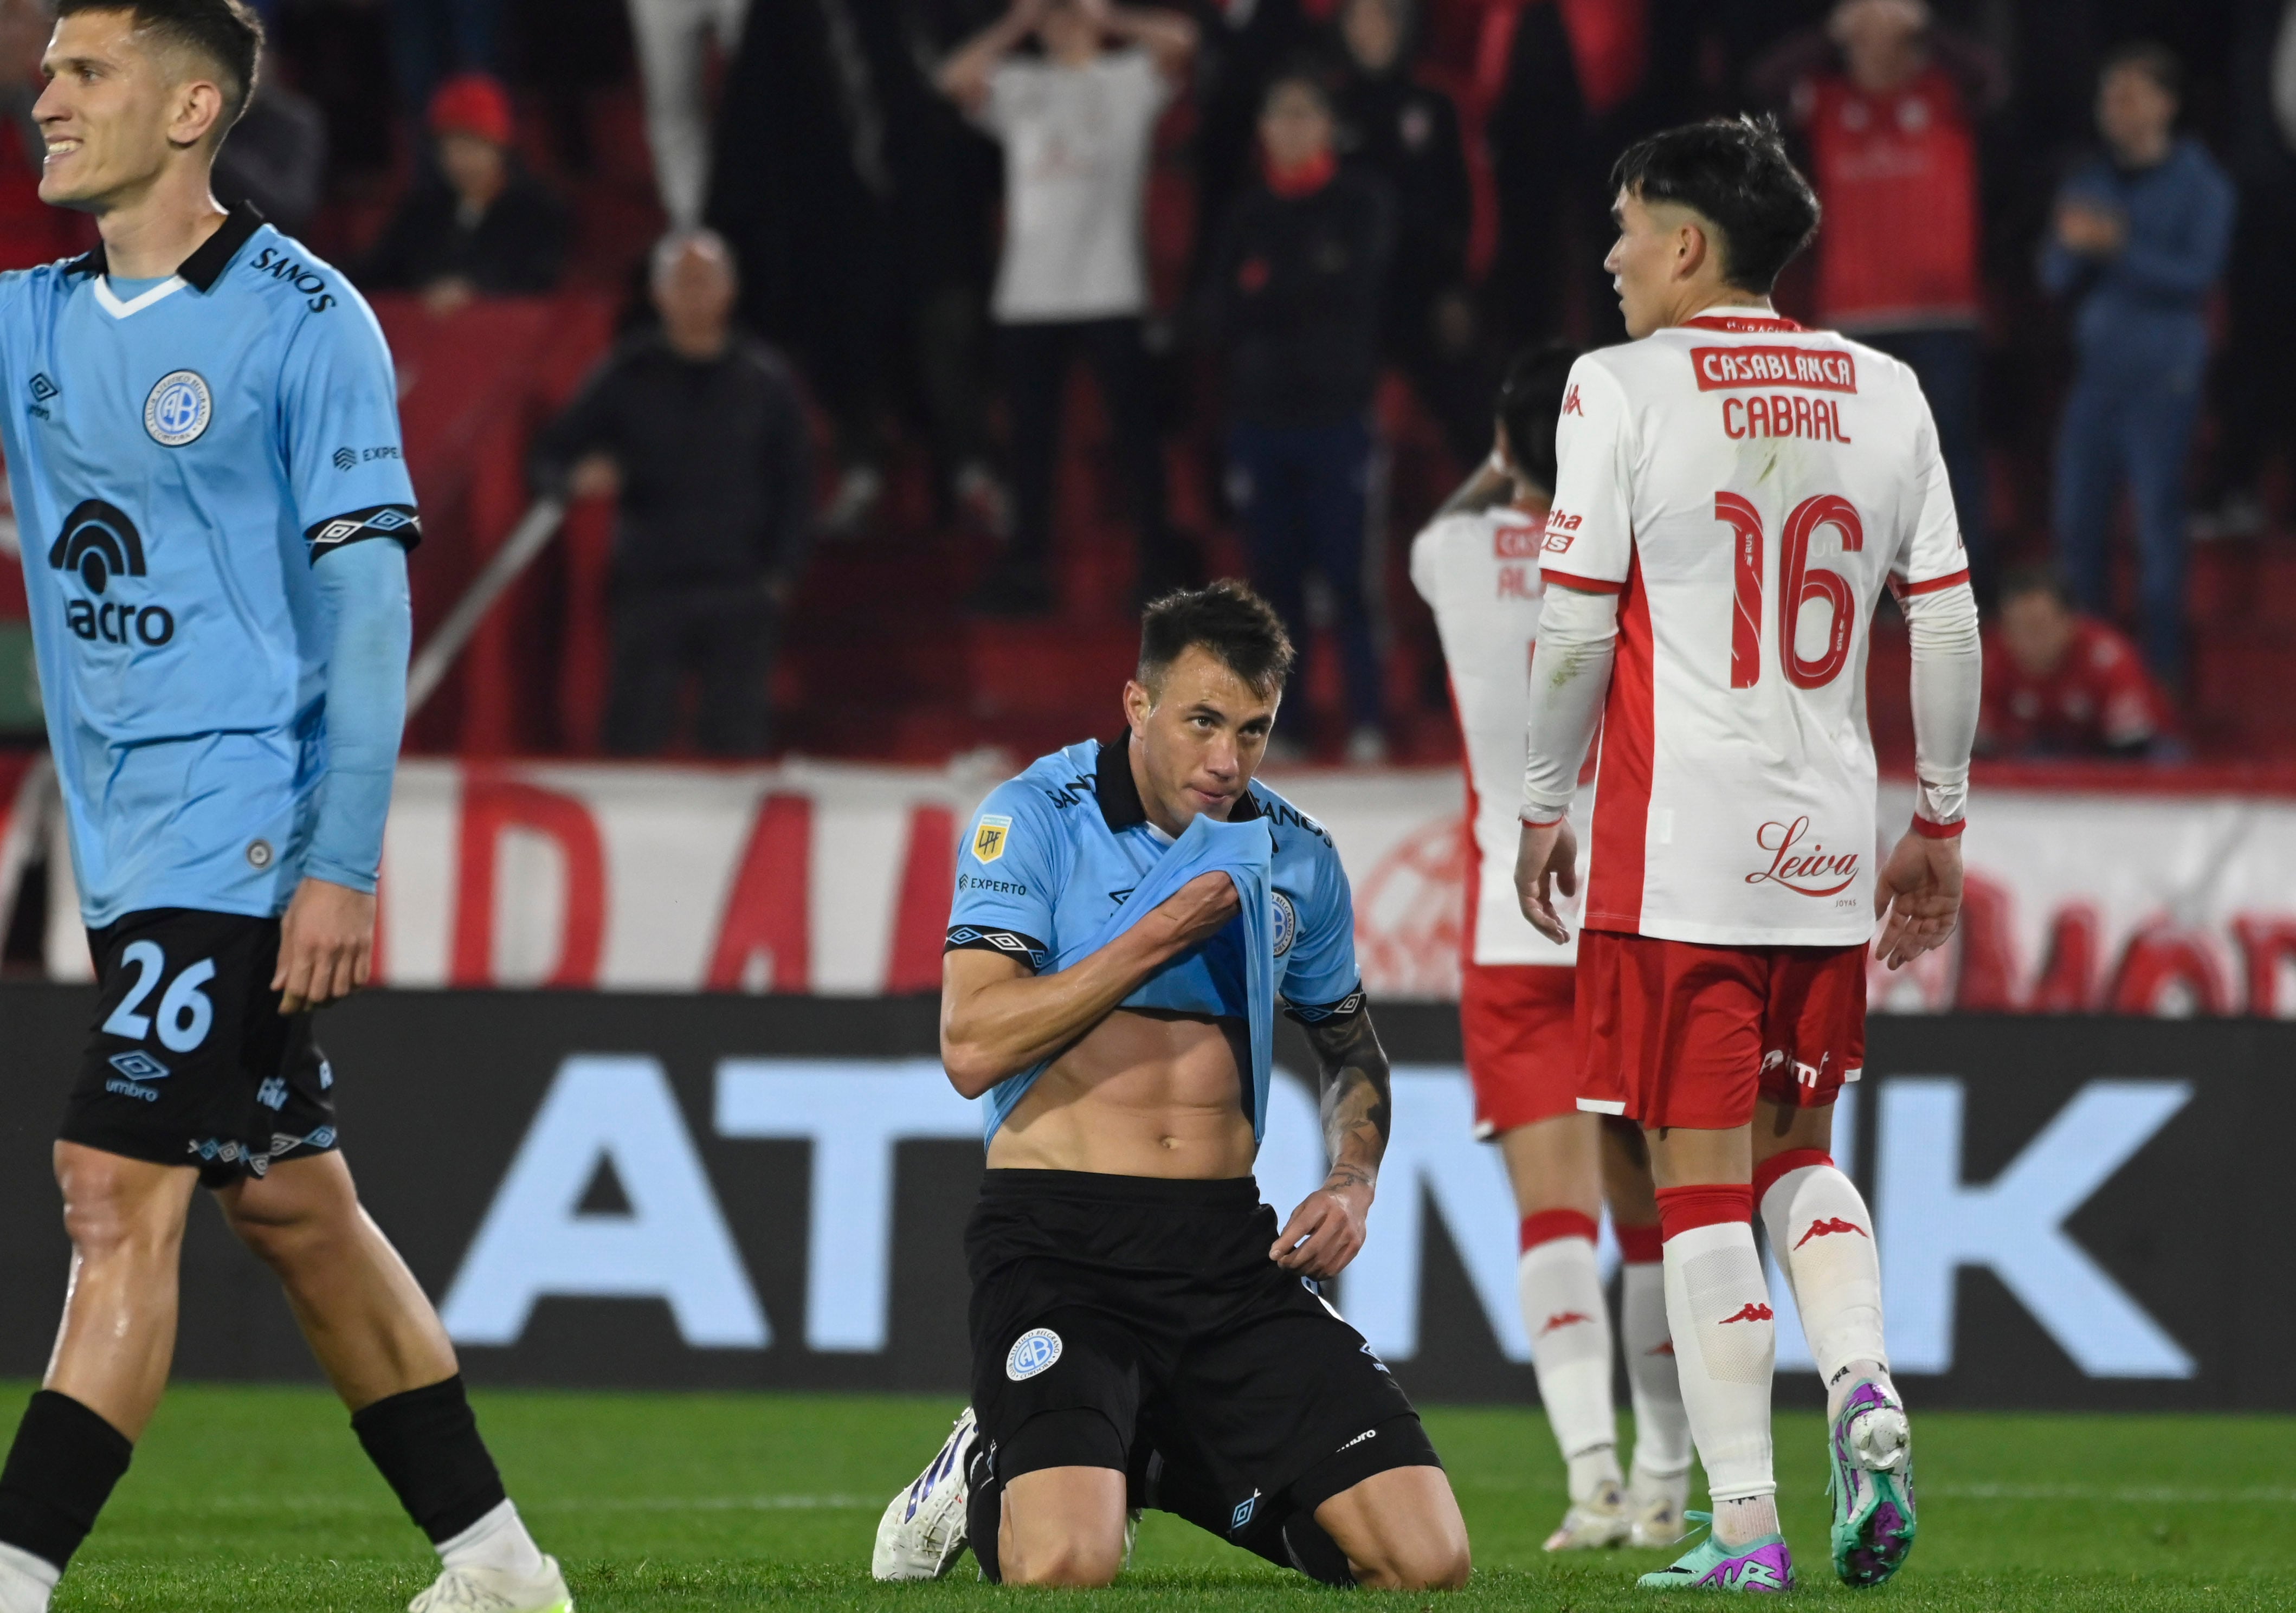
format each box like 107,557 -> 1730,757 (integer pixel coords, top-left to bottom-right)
0,205 -> 420,925
947,734 -> 1365,1141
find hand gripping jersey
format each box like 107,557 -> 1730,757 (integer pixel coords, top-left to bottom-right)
1408,505 -> 1592,969
0,206 -> 419,924
1541,312 -> 1968,946
947,735 -> 1365,1142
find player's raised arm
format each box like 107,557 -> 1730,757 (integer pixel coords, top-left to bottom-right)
939,868 -> 1240,1095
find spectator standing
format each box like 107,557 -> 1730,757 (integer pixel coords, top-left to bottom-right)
2042,42 -> 2234,691
1203,70 -> 1393,760
390,0 -> 500,132
1330,0 -> 1482,465
1978,567 -> 2172,759
212,53 -> 329,234
629,0 -> 751,229
1752,0 -> 2004,601
530,233 -> 815,757
356,73 -> 570,314
939,0 -> 1198,616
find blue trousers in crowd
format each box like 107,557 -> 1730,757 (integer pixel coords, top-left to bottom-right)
1226,418 -> 1383,735
2052,356 -> 2204,688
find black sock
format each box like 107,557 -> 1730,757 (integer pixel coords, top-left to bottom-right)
965,1442 -> 1002,1584
350,1375 -> 506,1545
0,1391 -> 133,1572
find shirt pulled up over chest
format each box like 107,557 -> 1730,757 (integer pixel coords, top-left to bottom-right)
946,735 -> 1366,1144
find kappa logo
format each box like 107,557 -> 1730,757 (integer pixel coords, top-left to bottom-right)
972,814 -> 1012,864
1539,1311 -> 1595,1336
1796,1216 -> 1869,1248
1562,384 -> 1584,416
1005,1327 -> 1062,1380
144,370 -> 211,447
1648,1340 -> 1676,1357
1719,1302 -> 1775,1325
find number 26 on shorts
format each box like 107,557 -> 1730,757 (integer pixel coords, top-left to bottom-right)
1715,490 -> 1864,690
101,941 -> 217,1053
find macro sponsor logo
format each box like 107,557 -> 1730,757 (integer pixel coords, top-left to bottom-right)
49,500 -> 175,647
1692,345 -> 1858,393
1745,816 -> 1860,898
249,246 -> 338,313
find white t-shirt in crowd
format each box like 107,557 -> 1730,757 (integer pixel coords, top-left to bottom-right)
1409,505 -> 1591,968
1540,311 -> 1969,947
979,47 -> 1169,323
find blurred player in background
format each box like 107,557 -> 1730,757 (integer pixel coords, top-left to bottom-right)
1409,345 -> 1691,1554
875,583 -> 1469,1590
1513,117 -> 1979,1591
0,5 -> 566,1610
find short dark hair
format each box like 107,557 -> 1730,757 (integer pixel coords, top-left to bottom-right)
1261,56 -> 1337,116
1139,580 -> 1296,696
2101,40 -> 2181,101
1609,114 -> 1821,295
1998,563 -> 2075,609
1495,343 -> 1579,494
57,0 -> 263,133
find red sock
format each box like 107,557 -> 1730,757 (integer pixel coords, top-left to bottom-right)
1615,1221 -> 1663,1264
1654,1183 -> 1753,1243
1520,1208 -> 1600,1251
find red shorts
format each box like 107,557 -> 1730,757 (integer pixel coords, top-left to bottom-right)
1573,931 -> 1865,1130
1460,962 -> 1579,1138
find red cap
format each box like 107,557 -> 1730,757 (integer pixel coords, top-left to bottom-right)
428,72 -> 513,147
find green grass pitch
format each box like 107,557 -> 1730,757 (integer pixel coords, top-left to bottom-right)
46,1383 -> 2295,1610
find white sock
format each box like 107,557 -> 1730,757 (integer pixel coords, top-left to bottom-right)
0,1544 -> 56,1613
1620,1259 -> 1692,1481
437,1499 -> 546,1579
1518,1234 -> 1622,1502
1759,1161 -> 1894,1419
1660,1221 -> 1777,1543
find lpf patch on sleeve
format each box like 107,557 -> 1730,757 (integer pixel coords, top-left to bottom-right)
972,815 -> 1013,864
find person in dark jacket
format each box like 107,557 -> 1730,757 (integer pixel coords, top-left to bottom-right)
356,72 -> 569,314
1330,0 -> 1480,464
1204,67 -> 1394,761
530,231 -> 815,756
2042,42 -> 2235,690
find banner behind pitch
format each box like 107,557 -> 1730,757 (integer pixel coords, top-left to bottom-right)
0,986 -> 2281,1409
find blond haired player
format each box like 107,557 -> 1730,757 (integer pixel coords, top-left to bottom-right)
1410,345 -> 1691,1554
1512,116 -> 1981,1592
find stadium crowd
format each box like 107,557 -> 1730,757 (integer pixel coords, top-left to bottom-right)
0,0 -> 2285,764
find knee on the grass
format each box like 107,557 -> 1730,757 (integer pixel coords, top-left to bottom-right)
1350,1531 -> 1472,1591
999,1529 -> 1127,1589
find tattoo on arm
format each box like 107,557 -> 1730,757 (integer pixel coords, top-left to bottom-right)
1302,1008 -> 1392,1193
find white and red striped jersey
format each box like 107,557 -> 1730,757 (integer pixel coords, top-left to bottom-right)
1409,505 -> 1591,967
1540,311 -> 1968,947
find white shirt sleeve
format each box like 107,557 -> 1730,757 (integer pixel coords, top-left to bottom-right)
1890,391 -> 1972,597
1901,580 -> 1981,828
1538,356 -> 1637,595
1520,581 -> 1618,820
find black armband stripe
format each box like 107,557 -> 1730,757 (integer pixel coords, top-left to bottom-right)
945,926 -> 1049,970
307,503 -> 422,559
1283,985 -> 1366,1025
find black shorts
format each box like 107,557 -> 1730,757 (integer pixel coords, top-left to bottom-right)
62,909 -> 341,1188
965,1169 -> 1438,1546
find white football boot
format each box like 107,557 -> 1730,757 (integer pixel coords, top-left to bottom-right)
407,1556 -> 571,1612
1629,1463 -> 1693,1549
1543,1479 -> 1631,1551
872,1408 -> 979,1581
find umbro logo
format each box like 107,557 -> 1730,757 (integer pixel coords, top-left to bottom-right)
1718,1302 -> 1774,1325
28,373 -> 56,402
1538,1311 -> 1595,1336
1795,1217 -> 1868,1248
